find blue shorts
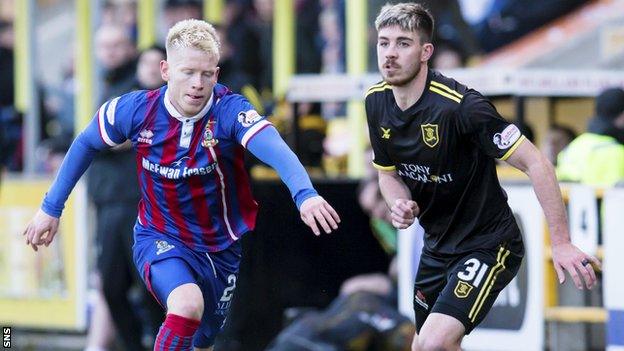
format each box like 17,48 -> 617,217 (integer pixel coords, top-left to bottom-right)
132,224 -> 242,348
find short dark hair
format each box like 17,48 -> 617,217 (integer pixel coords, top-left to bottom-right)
375,2 -> 434,43
140,45 -> 166,59
595,87 -> 624,120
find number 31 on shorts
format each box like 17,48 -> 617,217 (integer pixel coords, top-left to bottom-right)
455,258 -> 489,298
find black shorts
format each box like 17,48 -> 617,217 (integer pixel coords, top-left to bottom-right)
413,238 -> 524,334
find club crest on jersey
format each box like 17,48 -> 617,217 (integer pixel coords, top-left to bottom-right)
454,281 -> 473,298
202,122 -> 218,148
237,110 -> 261,127
155,240 -> 174,255
421,124 -> 439,148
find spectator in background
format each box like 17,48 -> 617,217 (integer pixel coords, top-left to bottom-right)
135,45 -> 167,91
430,41 -> 466,70
86,23 -> 147,351
0,20 -> 18,173
0,20 -> 14,179
213,25 -> 253,94
95,24 -> 137,99
163,0 -> 203,29
462,0 -> 587,53
543,124 -> 576,166
557,87 -> 624,187
266,261 -> 414,351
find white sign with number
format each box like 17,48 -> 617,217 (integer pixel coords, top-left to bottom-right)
568,185 -> 599,255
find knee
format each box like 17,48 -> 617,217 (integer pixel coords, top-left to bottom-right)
416,334 -> 457,351
167,283 -> 204,320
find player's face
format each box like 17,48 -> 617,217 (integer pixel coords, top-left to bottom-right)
377,25 -> 433,86
161,47 -> 220,116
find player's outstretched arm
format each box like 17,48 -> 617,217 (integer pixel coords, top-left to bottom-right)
378,170 -> 418,229
505,138 -> 601,290
24,103 -> 122,251
246,126 -> 341,235
23,209 -> 59,251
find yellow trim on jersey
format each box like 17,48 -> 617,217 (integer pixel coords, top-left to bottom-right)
430,81 -> 463,99
368,81 -> 387,90
365,84 -> 391,98
468,247 -> 511,323
499,135 -> 527,161
372,162 -> 396,171
429,86 -> 461,103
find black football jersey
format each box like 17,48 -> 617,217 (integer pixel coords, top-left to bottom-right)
366,70 -> 524,255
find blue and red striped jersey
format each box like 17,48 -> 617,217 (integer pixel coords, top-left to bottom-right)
96,84 -> 270,252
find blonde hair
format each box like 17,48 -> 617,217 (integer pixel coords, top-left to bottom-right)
166,19 -> 220,60
375,3 -> 434,43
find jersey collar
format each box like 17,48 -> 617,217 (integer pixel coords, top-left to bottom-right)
164,87 -> 213,123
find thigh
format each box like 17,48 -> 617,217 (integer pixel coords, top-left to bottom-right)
432,244 -> 523,334
413,250 -> 447,334
133,231 -> 199,307
193,241 -> 242,349
149,257 -> 197,307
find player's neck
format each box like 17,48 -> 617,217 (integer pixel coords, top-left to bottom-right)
391,65 -> 428,111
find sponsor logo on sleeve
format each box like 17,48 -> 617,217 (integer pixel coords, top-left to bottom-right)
493,125 -> 521,149
237,110 -> 261,127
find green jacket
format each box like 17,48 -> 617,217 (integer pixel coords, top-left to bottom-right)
556,133 -> 624,187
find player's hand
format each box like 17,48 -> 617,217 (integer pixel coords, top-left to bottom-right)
22,209 -> 60,252
390,199 -> 419,229
299,196 -> 341,236
551,242 -> 601,290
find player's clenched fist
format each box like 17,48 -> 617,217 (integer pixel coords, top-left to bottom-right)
390,199 -> 419,229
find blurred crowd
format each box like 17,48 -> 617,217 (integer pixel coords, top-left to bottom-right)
2,0 -> 610,179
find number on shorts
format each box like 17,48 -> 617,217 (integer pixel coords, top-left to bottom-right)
220,274 -> 237,302
457,258 -> 489,287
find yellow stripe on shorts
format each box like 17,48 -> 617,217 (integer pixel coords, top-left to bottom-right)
469,248 -> 511,323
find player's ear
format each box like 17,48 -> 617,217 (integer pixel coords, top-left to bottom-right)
161,60 -> 169,81
421,43 -> 434,62
215,66 -> 220,81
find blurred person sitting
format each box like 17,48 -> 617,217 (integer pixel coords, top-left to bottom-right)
557,87 -> 624,187
266,256 -> 414,351
543,124 -> 576,166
